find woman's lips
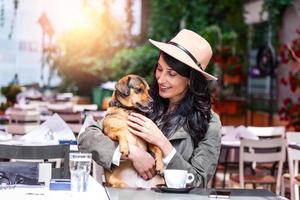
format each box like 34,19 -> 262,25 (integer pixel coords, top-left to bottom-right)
159,85 -> 169,93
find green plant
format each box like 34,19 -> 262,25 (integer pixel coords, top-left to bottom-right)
108,45 -> 159,83
279,97 -> 300,131
53,1 -> 127,95
1,84 -> 22,104
262,0 -> 293,48
0,102 -> 9,111
278,27 -> 300,131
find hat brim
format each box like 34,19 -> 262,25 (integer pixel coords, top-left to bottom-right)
149,39 -> 217,80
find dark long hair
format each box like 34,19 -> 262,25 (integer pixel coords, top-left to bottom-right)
148,52 -> 212,145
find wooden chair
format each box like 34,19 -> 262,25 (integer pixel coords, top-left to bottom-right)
57,112 -> 83,124
246,126 -> 286,177
284,132 -> 300,200
246,126 -> 285,138
230,138 -> 286,195
5,123 -> 40,135
8,109 -> 41,124
0,144 -> 70,179
6,108 -> 41,135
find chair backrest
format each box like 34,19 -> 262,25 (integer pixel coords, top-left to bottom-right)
286,132 -> 300,200
247,126 -> 285,138
239,138 -> 286,194
8,109 -> 41,124
57,112 -> 83,123
0,144 -> 70,179
6,123 -> 40,135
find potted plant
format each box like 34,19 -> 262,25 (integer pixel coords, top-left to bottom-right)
0,84 -> 22,106
279,97 -> 300,131
278,27 -> 300,131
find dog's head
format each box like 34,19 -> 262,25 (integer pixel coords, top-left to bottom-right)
111,75 -> 153,113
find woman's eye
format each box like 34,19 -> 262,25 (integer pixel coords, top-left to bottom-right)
169,71 -> 177,76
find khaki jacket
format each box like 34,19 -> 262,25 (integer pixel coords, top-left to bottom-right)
78,111 -> 221,187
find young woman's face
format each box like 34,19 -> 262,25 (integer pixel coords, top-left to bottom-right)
155,56 -> 189,104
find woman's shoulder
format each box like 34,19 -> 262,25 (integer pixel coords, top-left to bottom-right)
210,110 -> 221,123
207,110 -> 222,135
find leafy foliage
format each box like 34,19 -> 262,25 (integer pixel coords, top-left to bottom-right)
1,84 -> 22,104
108,45 -> 159,83
262,0 -> 293,47
53,2 -> 126,95
53,0 -> 248,95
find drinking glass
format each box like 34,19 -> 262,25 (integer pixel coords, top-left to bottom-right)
69,152 -> 92,192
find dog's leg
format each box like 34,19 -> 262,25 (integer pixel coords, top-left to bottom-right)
149,144 -> 164,175
105,171 -> 128,188
117,133 -> 129,157
104,126 -> 129,157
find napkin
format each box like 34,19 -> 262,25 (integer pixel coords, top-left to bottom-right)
21,113 -> 75,143
235,125 -> 259,140
0,130 -> 12,141
221,125 -> 259,141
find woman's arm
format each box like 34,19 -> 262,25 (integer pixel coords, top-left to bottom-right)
78,121 -> 157,179
167,112 -> 222,187
77,123 -> 118,170
127,112 -> 174,157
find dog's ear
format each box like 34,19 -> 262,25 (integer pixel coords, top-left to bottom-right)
138,76 -> 149,90
115,77 -> 130,97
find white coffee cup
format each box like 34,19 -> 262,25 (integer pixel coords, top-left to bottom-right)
164,169 -> 194,188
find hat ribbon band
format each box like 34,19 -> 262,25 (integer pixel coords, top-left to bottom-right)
168,41 -> 203,70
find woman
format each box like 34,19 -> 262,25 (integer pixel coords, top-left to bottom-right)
78,29 -> 221,187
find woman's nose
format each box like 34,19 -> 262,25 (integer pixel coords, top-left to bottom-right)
157,73 -> 166,84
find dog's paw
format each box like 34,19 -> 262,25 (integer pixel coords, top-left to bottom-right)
120,149 -> 129,157
156,163 -> 164,176
156,169 -> 164,176
112,182 -> 127,188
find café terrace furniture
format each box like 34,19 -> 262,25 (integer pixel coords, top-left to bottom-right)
57,112 -> 83,124
5,123 -> 40,135
217,126 -> 286,188
5,107 -> 41,135
0,144 -> 70,179
0,176 -> 282,200
106,187 -> 280,200
230,138 -> 286,195
284,132 -> 300,200
246,126 -> 286,138
7,107 -> 41,124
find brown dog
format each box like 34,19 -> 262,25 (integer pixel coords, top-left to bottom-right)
102,74 -> 164,188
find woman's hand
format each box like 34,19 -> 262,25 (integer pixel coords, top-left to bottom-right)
127,112 -> 173,157
126,145 -> 156,180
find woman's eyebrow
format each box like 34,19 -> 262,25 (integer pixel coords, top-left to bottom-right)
157,62 -> 173,71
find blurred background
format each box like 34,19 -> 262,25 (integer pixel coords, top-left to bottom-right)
0,0 -> 299,130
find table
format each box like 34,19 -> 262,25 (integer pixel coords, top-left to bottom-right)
0,176 -> 109,200
107,187 -> 279,200
0,183 -> 280,200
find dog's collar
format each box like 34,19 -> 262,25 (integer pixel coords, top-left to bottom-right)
108,99 -> 136,111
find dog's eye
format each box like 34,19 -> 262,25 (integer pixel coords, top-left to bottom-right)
135,88 -> 142,93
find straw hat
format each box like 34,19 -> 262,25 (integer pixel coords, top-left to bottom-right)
149,29 -> 217,80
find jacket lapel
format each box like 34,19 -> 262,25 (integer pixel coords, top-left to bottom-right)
169,127 -> 189,141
